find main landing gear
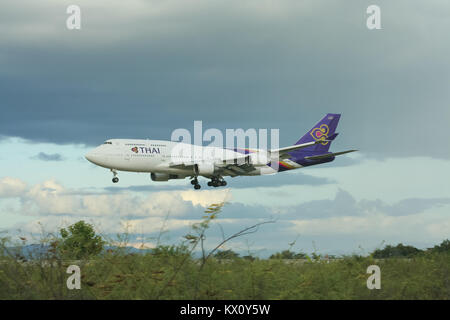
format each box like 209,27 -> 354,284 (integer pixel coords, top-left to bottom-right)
111,169 -> 119,183
191,177 -> 201,190
207,177 -> 227,188
190,176 -> 227,190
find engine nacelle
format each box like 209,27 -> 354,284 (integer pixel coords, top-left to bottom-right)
194,163 -> 215,176
249,152 -> 269,166
151,173 -> 183,181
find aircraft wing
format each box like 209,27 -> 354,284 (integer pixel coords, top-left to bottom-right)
168,162 -> 195,169
304,149 -> 358,160
168,155 -> 250,169
215,162 -> 256,177
169,156 -> 256,177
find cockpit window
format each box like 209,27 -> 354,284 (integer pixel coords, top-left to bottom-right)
103,141 -> 112,145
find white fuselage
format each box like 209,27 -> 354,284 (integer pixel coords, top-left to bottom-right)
85,139 -> 277,180
83,114 -> 352,188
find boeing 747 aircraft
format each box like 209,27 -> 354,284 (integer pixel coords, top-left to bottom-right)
85,114 -> 356,189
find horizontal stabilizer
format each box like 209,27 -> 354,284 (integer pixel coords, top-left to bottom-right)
304,150 -> 358,161
270,139 -> 334,155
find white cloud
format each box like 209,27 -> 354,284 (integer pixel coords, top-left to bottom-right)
2,178 -> 236,221
1,178 -> 196,218
180,189 -> 232,207
306,156 -> 450,203
288,207 -> 450,243
2,176 -> 449,255
111,241 -> 156,250
22,180 -> 79,215
0,177 -> 27,198
426,220 -> 450,239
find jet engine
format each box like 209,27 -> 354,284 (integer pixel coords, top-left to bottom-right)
194,163 -> 215,176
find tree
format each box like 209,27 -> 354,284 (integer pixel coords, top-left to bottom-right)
429,239 -> 450,253
151,244 -> 190,257
372,243 -> 422,259
294,252 -> 308,259
270,250 -> 293,259
242,255 -> 257,261
57,221 -> 105,259
269,250 -> 308,259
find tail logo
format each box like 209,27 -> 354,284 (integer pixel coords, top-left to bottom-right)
310,124 -> 330,145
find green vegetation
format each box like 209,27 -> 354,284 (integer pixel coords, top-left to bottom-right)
214,250 -> 240,260
372,243 -> 422,259
269,250 -> 308,260
0,207 -> 449,300
57,220 -> 106,260
430,239 -> 450,254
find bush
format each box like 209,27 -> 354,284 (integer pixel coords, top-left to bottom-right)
429,239 -> 450,254
57,221 -> 105,260
214,250 -> 240,259
372,243 -> 422,259
269,250 -> 308,259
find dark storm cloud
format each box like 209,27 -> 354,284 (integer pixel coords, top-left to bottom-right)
31,152 -> 64,161
1,1 -> 450,159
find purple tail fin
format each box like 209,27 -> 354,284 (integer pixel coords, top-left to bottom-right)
295,113 -> 341,154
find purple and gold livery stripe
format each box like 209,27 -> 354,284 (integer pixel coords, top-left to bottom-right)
278,160 -> 295,169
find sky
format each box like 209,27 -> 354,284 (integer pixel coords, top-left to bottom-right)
1,0 -> 449,257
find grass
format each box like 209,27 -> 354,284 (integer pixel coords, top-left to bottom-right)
0,245 -> 449,299
1,204 -> 448,300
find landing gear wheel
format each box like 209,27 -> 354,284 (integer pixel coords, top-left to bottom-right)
191,177 -> 200,189
111,169 -> 119,184
209,177 -> 226,187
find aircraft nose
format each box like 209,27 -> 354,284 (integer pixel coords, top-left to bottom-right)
85,151 -> 94,163
85,150 -> 100,164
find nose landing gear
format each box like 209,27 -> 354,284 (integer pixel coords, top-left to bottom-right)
111,169 -> 119,183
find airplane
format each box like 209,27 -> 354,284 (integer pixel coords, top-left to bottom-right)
85,113 -> 357,189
